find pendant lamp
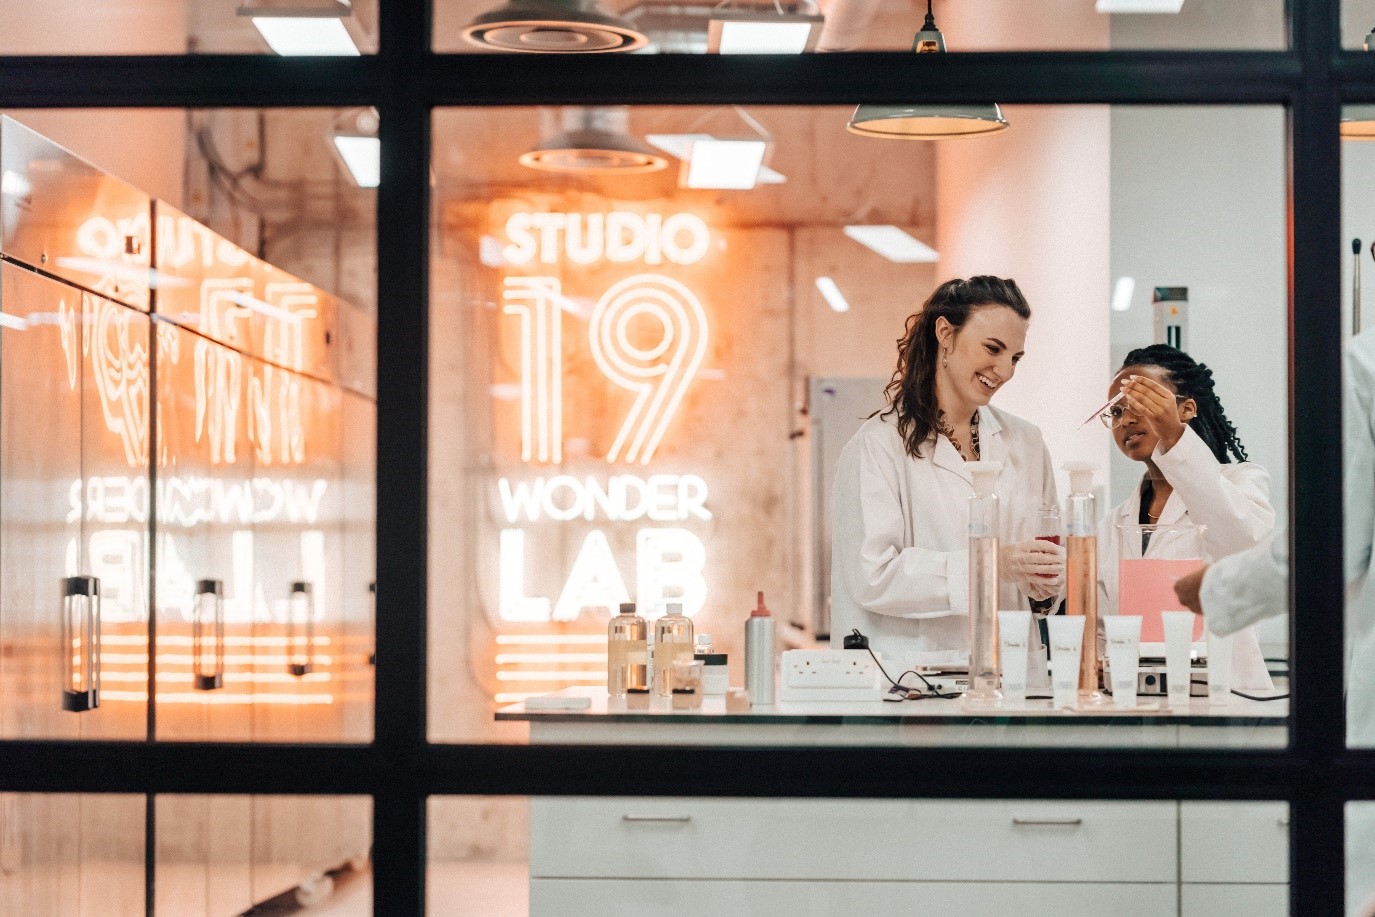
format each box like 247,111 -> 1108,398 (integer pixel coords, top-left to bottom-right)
847,0 -> 1008,140
519,107 -> 669,173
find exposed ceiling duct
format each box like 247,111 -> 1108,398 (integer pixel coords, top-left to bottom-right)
461,0 -> 649,52
519,107 -> 670,173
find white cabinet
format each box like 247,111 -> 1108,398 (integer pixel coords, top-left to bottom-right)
531,798 -> 1290,917
533,879 -> 1178,917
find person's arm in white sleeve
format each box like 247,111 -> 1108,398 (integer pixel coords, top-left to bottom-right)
1346,335 -> 1375,587
1197,528 -> 1289,635
832,433 -> 968,618
1154,425 -> 1274,558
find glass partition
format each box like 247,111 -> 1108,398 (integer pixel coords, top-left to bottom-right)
428,102 -> 1289,748
0,109 -> 376,743
0,0 -> 378,55
435,0 -> 1284,54
430,795 -> 1288,917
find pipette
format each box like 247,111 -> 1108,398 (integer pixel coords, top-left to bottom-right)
1079,391 -> 1125,429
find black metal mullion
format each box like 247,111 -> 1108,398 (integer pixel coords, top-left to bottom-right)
1291,1 -> 1346,914
372,0 -> 431,913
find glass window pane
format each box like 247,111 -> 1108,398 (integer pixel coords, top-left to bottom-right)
155,794 -> 371,915
0,109 -> 376,743
429,103 -> 1289,748
430,796 -> 1289,917
0,0 -> 377,55
0,793 -> 146,916
1343,107 -> 1374,749
435,0 -> 1284,53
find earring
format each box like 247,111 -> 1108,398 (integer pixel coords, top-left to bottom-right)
941,347 -> 949,367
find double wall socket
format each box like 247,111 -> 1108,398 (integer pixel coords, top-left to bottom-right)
778,650 -> 884,701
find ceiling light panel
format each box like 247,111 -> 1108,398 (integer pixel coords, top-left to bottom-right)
333,136 -> 380,188
251,16 -> 360,55
842,225 -> 939,263
815,277 -> 850,313
1094,0 -> 1184,12
708,13 -> 822,54
684,139 -> 767,190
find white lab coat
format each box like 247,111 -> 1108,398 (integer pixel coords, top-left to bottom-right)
1099,425 -> 1275,691
829,407 -> 1057,669
1199,328 -> 1375,914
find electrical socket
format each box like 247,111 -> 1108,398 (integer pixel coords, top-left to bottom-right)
778,650 -> 883,701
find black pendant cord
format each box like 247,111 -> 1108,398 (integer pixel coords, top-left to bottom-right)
923,0 -> 937,30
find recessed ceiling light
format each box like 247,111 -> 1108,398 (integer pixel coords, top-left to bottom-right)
332,135 -> 380,188
684,139 -> 767,189
1095,0 -> 1185,12
707,11 -> 823,54
250,16 -> 360,54
646,133 -> 786,188
842,226 -> 938,263
815,277 -> 850,313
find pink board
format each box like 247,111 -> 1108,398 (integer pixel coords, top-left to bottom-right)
1119,557 -> 1205,642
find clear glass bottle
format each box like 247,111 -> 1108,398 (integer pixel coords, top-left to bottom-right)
607,602 -> 648,696
965,461 -> 1003,704
653,603 -> 695,697
1064,461 -> 1104,705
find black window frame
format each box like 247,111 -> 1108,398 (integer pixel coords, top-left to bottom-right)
0,1 -> 1362,914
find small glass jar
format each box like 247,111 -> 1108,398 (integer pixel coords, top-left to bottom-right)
670,658 -> 704,709
699,653 -> 729,696
626,687 -> 651,709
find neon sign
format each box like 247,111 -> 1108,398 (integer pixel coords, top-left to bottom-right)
489,210 -> 715,632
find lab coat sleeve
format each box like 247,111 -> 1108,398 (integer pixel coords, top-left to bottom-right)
1200,528 -> 1288,635
832,432 -> 968,619
1153,426 -> 1275,558
1347,337 -> 1375,588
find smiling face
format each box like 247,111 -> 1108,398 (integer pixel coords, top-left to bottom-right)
1108,364 -> 1193,462
934,304 -> 1028,414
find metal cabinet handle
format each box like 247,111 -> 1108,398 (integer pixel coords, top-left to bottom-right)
1011,817 -> 1084,827
287,581 -> 315,677
621,815 -> 693,824
61,576 -> 101,712
193,579 -> 225,690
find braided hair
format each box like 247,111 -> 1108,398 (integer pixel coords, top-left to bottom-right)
1119,344 -> 1248,464
879,276 -> 1031,459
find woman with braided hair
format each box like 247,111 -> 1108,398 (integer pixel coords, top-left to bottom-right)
1098,343 -> 1274,690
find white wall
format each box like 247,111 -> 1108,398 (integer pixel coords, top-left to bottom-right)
936,105 -> 1113,499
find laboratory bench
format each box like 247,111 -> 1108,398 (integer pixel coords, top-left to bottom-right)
501,687 -> 1290,917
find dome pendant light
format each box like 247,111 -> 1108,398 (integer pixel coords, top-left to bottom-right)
519,107 -> 669,174
1342,27 -> 1375,140
461,0 -> 648,52
846,0 -> 1008,140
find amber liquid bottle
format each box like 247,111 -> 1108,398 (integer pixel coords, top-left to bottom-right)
607,602 -> 648,696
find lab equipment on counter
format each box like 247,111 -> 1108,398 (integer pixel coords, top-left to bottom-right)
965,461 -> 1004,705
671,659 -> 704,709
1047,615 -> 1086,710
1118,523 -> 1206,653
699,654 -> 729,695
695,633 -> 714,655
608,602 -> 648,696
654,603 -> 695,697
745,591 -> 776,706
778,649 -> 883,701
1105,616 -> 1143,710
1161,610 -> 1196,708
1064,462 -> 1104,705
1207,627 -> 1234,705
997,611 -> 1032,703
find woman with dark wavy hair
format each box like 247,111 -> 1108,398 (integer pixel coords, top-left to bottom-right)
829,276 -> 1064,670
1098,343 -> 1274,690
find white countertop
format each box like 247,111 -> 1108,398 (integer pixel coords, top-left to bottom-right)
497,685 -> 1288,748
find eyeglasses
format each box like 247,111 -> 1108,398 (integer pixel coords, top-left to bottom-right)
1099,395 -> 1188,429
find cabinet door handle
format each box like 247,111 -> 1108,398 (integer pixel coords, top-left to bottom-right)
1011,817 -> 1083,827
61,576 -> 101,712
621,815 -> 693,824
193,579 -> 225,691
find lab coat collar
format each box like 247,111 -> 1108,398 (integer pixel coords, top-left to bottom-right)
1116,476 -> 1190,556
930,406 -> 1007,483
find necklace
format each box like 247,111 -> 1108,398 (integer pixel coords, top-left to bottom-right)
936,409 -> 980,461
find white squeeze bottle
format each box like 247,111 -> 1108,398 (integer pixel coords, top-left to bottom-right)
965,461 -> 1003,704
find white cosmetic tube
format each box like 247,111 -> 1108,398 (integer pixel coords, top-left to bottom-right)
1161,611 -> 1196,708
1207,627 -> 1234,705
1104,616 -> 1143,710
997,611 -> 1033,705
1047,616 -> 1086,710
